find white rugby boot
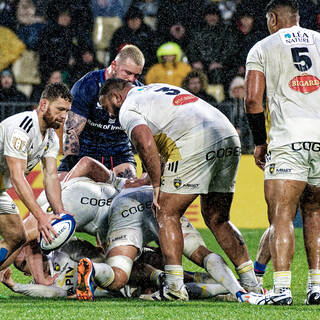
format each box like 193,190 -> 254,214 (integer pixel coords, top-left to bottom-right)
139,284 -> 189,301
241,287 -> 292,305
305,285 -> 320,305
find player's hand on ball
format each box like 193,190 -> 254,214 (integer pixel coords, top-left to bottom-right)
54,209 -> 74,217
37,212 -> 61,244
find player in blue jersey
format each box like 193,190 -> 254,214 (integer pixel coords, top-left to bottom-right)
58,45 -> 145,180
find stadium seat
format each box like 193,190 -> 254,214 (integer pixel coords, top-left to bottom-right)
206,84 -> 225,103
12,50 -> 41,85
92,16 -> 122,50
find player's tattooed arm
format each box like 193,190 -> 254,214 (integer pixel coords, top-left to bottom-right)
63,111 -> 87,156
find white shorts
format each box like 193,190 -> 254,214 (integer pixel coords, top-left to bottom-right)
0,191 -> 19,214
161,136 -> 241,194
265,143 -> 320,186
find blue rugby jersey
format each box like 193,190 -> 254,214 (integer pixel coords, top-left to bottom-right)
58,69 -> 143,171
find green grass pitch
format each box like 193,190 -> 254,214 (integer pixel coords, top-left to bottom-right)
1,228 -> 320,320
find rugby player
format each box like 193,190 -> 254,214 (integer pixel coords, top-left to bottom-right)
58,44 -> 145,180
0,83 -> 72,271
77,184 -> 260,303
97,78 -> 260,301
245,0 -> 320,305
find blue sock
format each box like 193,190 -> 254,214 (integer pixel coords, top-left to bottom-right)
254,261 -> 267,277
0,248 -> 8,265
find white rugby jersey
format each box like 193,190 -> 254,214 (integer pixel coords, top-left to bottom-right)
119,84 -> 237,162
246,25 -> 320,148
0,110 -> 59,190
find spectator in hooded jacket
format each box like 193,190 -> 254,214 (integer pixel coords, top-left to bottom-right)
109,6 -> 158,71
145,42 -> 191,87
0,69 -> 29,120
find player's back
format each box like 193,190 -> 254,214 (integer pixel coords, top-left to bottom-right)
120,84 -> 237,161
247,25 -> 320,147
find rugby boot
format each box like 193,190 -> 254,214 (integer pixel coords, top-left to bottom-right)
77,258 -> 95,301
140,284 -> 189,301
242,287 -> 292,305
305,285 -> 320,305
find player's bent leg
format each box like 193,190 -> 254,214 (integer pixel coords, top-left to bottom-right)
300,184 -> 320,305
201,192 -> 259,291
105,245 -> 137,290
254,227 -> 271,285
0,214 -> 27,270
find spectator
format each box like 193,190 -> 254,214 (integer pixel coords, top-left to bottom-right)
37,8 -> 76,82
0,69 -> 29,119
109,6 -> 158,71
0,0 -> 18,30
157,0 -> 208,38
182,70 -> 216,106
145,42 -> 191,87
47,0 -> 94,49
186,3 -> 238,93
68,46 -> 104,87
16,0 -> 47,50
231,8 -> 267,79
218,0 -> 241,23
90,0 -> 124,19
219,76 -> 253,154
130,0 -> 158,17
30,70 -> 64,103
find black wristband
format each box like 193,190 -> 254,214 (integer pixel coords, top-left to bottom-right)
246,112 -> 267,146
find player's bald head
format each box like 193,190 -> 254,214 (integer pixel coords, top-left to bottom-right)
100,78 -> 131,97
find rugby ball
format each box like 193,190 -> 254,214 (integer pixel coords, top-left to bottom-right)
39,214 -> 76,253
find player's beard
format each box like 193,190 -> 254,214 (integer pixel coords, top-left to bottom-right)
110,101 -> 120,118
43,108 -> 61,129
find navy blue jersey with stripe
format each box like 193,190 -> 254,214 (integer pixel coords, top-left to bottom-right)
58,69 -> 143,171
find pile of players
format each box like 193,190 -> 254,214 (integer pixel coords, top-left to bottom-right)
1,0 -> 320,306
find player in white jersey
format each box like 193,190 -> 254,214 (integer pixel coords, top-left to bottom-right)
245,0 -> 320,305
98,78 -> 260,301
0,83 -> 72,271
76,184 -> 258,303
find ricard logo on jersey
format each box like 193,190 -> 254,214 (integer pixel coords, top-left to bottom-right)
281,31 -> 313,45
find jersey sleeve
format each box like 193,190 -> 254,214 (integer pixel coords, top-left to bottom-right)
12,283 -> 67,297
246,41 -> 265,74
3,127 -> 30,160
119,104 -> 148,140
43,130 -> 59,159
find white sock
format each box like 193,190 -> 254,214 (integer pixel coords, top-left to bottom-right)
93,262 -> 115,289
273,271 -> 291,293
236,260 -> 258,287
307,269 -> 320,290
164,265 -> 184,291
185,282 -> 229,299
192,271 -> 219,284
204,253 -> 243,296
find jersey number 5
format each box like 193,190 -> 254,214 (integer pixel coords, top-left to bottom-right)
291,47 -> 312,72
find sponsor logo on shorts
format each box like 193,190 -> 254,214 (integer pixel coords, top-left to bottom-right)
173,94 -> 198,105
289,74 -> 320,94
121,201 -> 152,218
80,197 -> 113,207
111,235 -> 127,242
269,163 -> 275,174
173,178 -> 182,189
11,203 -> 16,210
181,183 -> 199,190
291,142 -> 320,152
276,168 -> 292,174
206,146 -> 241,161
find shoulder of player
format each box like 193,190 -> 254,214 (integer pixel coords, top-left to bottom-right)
5,111 -> 36,136
71,69 -> 104,95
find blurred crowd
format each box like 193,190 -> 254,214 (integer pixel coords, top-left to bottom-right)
0,0 -> 319,153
